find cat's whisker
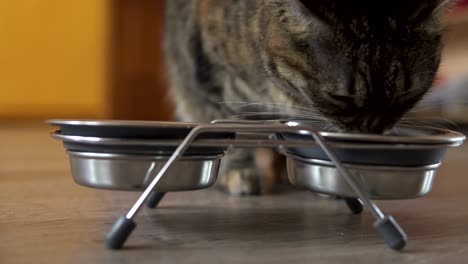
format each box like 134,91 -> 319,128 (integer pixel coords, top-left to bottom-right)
412,53 -> 440,70
408,105 -> 444,113
398,119 -> 451,130
227,105 -> 326,120
278,88 -> 316,108
402,116 -> 460,130
408,100 -> 468,112
226,111 -> 326,121
218,101 -> 320,113
321,124 -> 337,132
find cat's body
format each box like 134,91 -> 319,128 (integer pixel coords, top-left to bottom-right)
164,0 -> 450,194
165,0 -> 290,122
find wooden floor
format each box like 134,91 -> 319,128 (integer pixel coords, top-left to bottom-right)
1,122 -> 468,263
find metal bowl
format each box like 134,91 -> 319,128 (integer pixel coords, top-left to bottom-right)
277,121 -> 465,166
48,119 -> 234,155
53,134 -> 227,156
50,119 -> 464,198
67,151 -> 223,191
279,120 -> 466,144
286,153 -> 439,199
48,119 -> 235,139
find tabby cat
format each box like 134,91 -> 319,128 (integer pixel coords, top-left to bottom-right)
164,0 -> 452,195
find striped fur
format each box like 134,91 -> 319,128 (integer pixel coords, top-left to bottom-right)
164,0 -> 450,194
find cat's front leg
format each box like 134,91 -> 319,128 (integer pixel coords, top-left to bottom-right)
217,148 -> 283,195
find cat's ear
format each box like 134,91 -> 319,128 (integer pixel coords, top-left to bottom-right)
294,0 -> 330,23
288,0 -> 332,28
433,0 -> 457,17
410,0 -> 456,24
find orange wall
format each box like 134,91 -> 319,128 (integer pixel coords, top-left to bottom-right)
0,1 -> 108,119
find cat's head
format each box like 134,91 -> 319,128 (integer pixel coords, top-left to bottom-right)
262,0 -> 452,133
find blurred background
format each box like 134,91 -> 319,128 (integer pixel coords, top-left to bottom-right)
0,0 -> 467,123
0,0 -> 171,121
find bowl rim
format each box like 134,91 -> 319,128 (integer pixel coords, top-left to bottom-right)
48,119 -> 201,129
67,150 -> 225,160
281,120 -> 466,145
48,119 -> 466,146
53,131 -> 462,150
284,152 -> 442,171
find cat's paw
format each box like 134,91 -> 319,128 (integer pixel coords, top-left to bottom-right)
217,168 -> 261,196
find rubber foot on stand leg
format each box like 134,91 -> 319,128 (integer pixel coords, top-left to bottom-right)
345,198 -> 363,214
374,216 -> 408,251
147,192 -> 166,209
106,216 -> 136,250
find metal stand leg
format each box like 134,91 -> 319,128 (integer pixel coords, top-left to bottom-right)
311,133 -> 407,251
106,126 -> 203,250
345,198 -> 363,214
106,216 -> 136,249
104,123 -> 407,250
147,192 -> 167,209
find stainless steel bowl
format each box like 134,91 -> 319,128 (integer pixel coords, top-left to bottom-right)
277,121 -> 465,167
67,151 -> 223,191
286,153 -> 439,199
48,119 -> 234,139
50,119 -> 464,199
